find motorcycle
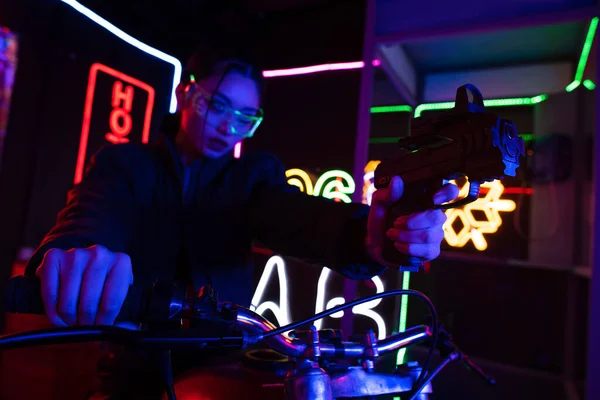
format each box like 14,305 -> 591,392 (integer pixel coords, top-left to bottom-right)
3,276 -> 495,399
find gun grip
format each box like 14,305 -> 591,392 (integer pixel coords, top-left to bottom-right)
382,179 -> 445,272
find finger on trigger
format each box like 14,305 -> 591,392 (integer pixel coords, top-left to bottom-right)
433,183 -> 460,205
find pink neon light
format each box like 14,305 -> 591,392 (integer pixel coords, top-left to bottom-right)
262,60 -> 382,78
263,61 -> 365,78
234,142 -> 242,159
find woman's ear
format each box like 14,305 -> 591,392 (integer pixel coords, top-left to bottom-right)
175,83 -> 185,111
175,82 -> 189,111
176,82 -> 204,117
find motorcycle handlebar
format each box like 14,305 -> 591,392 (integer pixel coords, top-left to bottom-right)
4,275 -> 432,359
237,306 -> 431,358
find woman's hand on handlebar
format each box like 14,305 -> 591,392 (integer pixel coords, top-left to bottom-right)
35,245 -> 133,327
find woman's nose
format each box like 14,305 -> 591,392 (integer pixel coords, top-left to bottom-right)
216,115 -> 234,135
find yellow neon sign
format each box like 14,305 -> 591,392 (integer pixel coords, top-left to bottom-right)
285,168 -> 315,195
443,179 -> 516,251
287,166 -> 516,252
286,169 -> 355,203
362,160 -> 381,205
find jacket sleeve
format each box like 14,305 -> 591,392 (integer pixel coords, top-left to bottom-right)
24,145 -> 135,275
248,153 -> 386,280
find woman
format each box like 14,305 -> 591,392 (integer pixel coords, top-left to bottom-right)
26,45 -> 457,398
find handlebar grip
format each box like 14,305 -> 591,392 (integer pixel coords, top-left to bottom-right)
5,275 -> 148,323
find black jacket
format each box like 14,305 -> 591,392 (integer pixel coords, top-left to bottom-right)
25,120 -> 385,306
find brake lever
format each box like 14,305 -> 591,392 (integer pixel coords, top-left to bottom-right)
404,325 -> 496,400
436,327 -> 496,386
462,354 -> 496,385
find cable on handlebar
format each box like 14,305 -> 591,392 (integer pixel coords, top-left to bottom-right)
0,326 -> 247,350
262,289 -> 436,338
0,326 -> 141,349
260,289 -> 438,389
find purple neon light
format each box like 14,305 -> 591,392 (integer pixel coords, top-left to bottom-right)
263,59 -> 381,78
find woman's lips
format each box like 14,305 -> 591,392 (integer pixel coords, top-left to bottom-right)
206,138 -> 228,152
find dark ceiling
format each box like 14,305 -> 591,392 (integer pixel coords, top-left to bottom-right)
73,0 -> 356,63
402,21 -> 588,72
7,0 -> 368,72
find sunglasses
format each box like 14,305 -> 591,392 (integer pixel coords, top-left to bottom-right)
186,74 -> 264,138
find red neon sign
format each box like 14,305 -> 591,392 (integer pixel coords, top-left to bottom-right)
75,63 -> 155,184
106,81 -> 134,144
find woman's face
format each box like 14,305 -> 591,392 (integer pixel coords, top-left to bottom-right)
178,71 -> 261,159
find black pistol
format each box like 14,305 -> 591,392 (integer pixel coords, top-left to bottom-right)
374,84 -> 526,272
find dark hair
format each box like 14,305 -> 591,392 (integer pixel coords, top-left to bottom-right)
181,43 -> 265,106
